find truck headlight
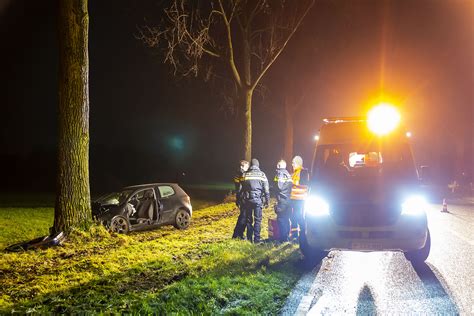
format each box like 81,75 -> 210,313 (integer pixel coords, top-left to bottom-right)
401,195 -> 427,216
305,196 -> 330,217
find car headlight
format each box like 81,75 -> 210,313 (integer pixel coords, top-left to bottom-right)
305,196 -> 330,217
401,195 -> 427,216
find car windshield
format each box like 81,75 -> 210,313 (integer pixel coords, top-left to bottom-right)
96,190 -> 133,205
312,141 -> 418,184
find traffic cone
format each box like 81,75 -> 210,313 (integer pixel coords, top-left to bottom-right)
441,198 -> 449,213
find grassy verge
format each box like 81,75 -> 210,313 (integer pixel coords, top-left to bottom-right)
0,202 -> 304,314
0,198 -> 212,249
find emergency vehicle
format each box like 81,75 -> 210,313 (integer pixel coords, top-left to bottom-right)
301,104 -> 430,263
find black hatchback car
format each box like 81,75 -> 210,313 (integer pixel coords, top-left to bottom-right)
92,183 -> 192,234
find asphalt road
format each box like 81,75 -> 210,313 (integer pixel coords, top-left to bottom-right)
282,200 -> 474,315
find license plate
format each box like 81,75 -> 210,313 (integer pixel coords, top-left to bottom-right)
351,241 -> 383,250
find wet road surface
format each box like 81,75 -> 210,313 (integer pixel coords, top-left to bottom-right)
282,201 -> 474,315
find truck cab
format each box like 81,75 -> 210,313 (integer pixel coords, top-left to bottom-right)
301,106 -> 430,264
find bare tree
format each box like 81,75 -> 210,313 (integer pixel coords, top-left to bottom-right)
54,0 -> 92,233
138,0 -> 314,160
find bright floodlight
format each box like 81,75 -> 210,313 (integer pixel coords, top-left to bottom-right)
367,103 -> 401,135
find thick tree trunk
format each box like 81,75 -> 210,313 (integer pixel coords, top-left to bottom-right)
283,96 -> 294,164
243,88 -> 253,161
54,0 -> 92,233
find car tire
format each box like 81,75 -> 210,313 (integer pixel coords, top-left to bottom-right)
404,229 -> 431,264
109,215 -> 130,234
299,230 -> 327,265
174,209 -> 191,230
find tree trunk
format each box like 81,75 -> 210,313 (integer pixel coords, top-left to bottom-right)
243,88 -> 253,161
283,96 -> 294,164
242,30 -> 253,162
54,0 -> 92,233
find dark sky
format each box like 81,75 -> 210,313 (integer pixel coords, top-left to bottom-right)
0,0 -> 472,193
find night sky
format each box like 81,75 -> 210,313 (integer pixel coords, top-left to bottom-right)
0,0 -> 472,194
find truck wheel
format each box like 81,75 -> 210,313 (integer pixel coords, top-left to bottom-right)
299,231 -> 327,265
405,229 -> 431,264
109,215 -> 130,234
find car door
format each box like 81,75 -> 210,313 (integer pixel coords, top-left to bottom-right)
156,185 -> 177,224
128,189 -> 155,221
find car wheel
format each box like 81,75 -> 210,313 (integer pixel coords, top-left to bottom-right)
174,209 -> 191,229
404,229 -> 431,264
299,230 -> 327,265
109,215 -> 130,234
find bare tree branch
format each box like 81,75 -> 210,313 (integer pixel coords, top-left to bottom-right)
136,0 -> 223,76
218,0 -> 243,87
251,0 -> 315,91
139,0 -> 316,158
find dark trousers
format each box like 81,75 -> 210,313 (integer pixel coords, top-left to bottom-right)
275,200 -> 291,242
290,199 -> 305,238
232,207 -> 247,239
244,201 -> 263,243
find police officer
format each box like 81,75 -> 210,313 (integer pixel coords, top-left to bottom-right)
290,155 -> 309,240
273,159 -> 293,242
232,160 -> 249,239
240,158 -> 270,243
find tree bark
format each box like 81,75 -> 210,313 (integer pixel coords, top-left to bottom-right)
243,88 -> 253,161
283,96 -> 294,164
54,0 -> 92,233
242,30 -> 253,161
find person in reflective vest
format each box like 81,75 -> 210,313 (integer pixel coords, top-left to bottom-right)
273,159 -> 293,242
232,160 -> 249,239
290,155 -> 309,240
240,158 -> 270,243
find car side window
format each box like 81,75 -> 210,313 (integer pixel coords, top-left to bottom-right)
158,185 -> 175,198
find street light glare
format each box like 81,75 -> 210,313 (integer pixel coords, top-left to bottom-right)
367,103 -> 401,136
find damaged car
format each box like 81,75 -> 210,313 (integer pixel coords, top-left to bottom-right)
92,183 -> 192,234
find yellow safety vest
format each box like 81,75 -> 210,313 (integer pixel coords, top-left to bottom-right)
291,167 -> 308,200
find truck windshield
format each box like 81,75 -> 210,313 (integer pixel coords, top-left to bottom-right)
312,142 -> 418,183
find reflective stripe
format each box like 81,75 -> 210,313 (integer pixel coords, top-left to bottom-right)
274,176 -> 292,182
291,186 -> 308,200
291,168 -> 308,200
244,176 -> 267,181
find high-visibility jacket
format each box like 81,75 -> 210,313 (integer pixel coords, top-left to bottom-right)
290,167 -> 309,200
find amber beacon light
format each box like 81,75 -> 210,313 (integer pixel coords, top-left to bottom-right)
367,103 -> 401,136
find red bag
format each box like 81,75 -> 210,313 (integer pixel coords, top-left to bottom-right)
268,218 -> 280,240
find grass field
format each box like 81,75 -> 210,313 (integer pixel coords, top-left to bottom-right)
0,197 -> 305,314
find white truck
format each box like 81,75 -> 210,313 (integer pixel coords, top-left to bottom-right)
301,105 -> 430,264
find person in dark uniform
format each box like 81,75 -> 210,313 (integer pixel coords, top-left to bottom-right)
232,160 -> 249,239
240,158 -> 270,243
273,159 -> 293,242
